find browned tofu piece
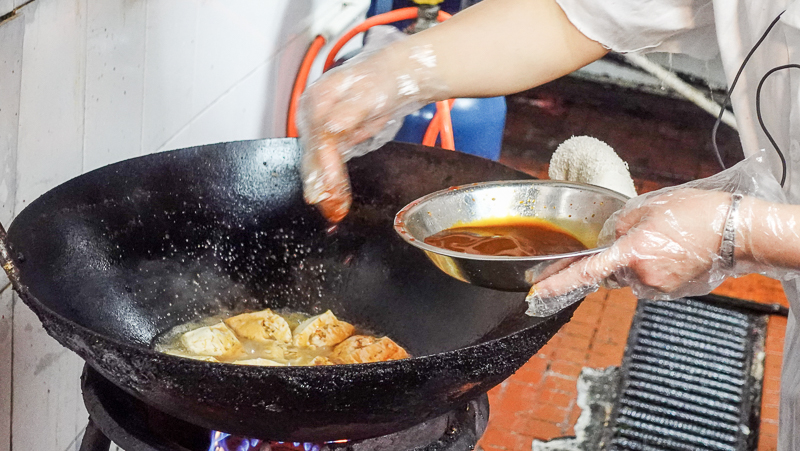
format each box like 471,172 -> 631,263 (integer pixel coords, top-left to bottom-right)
258,340 -> 287,361
292,310 -> 355,347
224,309 -> 293,343
331,335 -> 410,364
180,322 -> 243,358
310,356 -> 334,366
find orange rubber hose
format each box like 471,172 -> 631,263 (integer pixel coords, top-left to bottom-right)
427,11 -> 454,148
287,35 -> 327,137
323,7 -> 419,72
290,7 -> 456,146
437,100 -> 454,150
421,111 -> 439,146
324,9 -> 452,72
422,99 -> 456,147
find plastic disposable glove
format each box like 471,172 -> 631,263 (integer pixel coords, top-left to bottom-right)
297,26 -> 449,223
526,151 -> 796,317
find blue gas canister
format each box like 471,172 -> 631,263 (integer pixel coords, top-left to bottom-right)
393,96 -> 507,161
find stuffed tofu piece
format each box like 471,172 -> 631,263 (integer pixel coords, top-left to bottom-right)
160,307 -> 408,367
257,340 -> 287,361
224,309 -> 293,344
332,335 -> 409,364
292,310 -> 355,347
180,322 -> 243,358
310,356 -> 334,366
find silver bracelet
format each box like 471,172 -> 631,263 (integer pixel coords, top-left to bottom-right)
720,193 -> 743,269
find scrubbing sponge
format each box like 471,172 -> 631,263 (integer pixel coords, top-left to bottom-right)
548,136 -> 638,198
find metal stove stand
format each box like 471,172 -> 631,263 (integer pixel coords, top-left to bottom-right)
79,365 -> 489,451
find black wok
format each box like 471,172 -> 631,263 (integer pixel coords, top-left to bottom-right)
1,138 -> 574,441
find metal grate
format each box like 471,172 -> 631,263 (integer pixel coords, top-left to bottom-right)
604,296 -> 769,451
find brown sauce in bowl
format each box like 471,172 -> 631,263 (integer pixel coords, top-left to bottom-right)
423,218 -> 588,257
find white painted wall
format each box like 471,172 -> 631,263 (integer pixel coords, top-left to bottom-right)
0,0 -> 17,19
0,12 -> 22,451
0,0 -> 366,449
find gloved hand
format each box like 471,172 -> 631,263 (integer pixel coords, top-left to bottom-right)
297,26 -> 449,223
526,151 -> 794,317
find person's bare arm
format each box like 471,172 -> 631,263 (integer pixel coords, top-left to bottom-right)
412,0 -> 608,99
737,197 -> 800,270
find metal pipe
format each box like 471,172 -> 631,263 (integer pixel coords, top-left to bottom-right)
623,54 -> 739,131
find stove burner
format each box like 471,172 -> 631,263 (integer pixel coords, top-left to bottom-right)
208,431 -> 340,451
208,432 -> 342,451
80,365 -> 489,451
208,433 -> 260,451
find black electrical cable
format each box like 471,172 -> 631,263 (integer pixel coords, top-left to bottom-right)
710,11 -> 785,170
756,64 -> 798,187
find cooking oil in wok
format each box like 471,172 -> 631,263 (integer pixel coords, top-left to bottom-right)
155,308 -> 409,366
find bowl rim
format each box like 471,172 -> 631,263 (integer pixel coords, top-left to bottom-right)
393,179 -> 630,262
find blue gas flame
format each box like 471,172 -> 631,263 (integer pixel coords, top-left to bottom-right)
209,431 -> 325,451
208,430 -> 261,451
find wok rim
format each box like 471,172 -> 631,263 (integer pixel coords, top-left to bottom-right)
393,179 -> 629,261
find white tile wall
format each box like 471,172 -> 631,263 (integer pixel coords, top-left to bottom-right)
142,0 -> 341,152
0,1 -> 14,18
0,0 -> 365,449
0,14 -> 21,228
83,0 -> 147,171
15,0 -> 87,206
139,0 -> 197,155
0,13 -> 23,451
13,0 -> 89,447
0,289 -> 12,451
11,302 -> 86,451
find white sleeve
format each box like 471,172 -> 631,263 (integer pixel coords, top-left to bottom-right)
556,0 -> 719,58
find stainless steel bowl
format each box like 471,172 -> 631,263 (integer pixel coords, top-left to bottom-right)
394,180 -> 629,291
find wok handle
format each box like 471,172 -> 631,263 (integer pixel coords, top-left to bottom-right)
0,221 -> 21,287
